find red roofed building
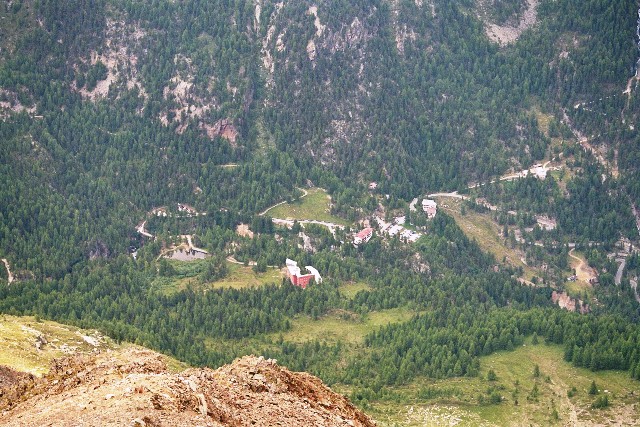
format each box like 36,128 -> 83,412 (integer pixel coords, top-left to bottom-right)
354,227 -> 374,245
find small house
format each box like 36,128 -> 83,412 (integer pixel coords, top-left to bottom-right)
422,199 -> 437,219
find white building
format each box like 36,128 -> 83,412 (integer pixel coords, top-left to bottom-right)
304,266 -> 323,284
286,258 -> 301,277
422,199 -> 437,219
388,225 -> 402,236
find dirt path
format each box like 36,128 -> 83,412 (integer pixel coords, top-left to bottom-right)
409,198 -> 418,212
624,75 -> 637,97
225,255 -> 279,269
623,75 -> 637,124
615,258 -> 626,286
226,256 -> 256,266
569,248 -> 597,283
1,258 -> 14,284
464,161 -> 557,191
540,353 -> 580,425
427,192 -> 468,200
179,234 -> 209,254
259,188 -> 309,216
136,221 -> 154,238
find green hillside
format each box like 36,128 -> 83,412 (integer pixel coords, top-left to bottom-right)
1,0 -> 639,424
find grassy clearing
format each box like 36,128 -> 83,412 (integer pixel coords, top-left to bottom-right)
267,188 -> 350,226
366,338 -> 640,426
437,197 -> 539,281
149,258 -> 208,295
339,281 -> 372,299
208,262 -> 283,289
151,260 -> 282,294
0,315 -> 117,376
272,307 -> 415,345
534,109 -> 553,138
564,281 -> 593,301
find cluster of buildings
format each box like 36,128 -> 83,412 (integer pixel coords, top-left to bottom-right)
285,259 -> 322,289
374,216 -> 423,243
177,203 -> 197,215
530,164 -> 548,180
150,203 -> 203,218
152,207 -> 168,217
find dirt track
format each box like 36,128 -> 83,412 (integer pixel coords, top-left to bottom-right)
568,248 -> 597,284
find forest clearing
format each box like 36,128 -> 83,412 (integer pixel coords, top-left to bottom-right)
265,188 -> 350,227
364,337 -> 640,426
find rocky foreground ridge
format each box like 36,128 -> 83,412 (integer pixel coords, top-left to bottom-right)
0,347 -> 375,427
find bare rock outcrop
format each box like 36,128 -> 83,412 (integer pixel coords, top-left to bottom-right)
552,290 -> 590,314
201,119 -> 239,144
0,348 -> 375,427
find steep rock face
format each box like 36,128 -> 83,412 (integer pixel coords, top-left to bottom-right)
0,348 -> 374,427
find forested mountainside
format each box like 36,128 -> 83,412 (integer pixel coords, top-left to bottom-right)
2,0 -> 640,424
1,0 -> 639,273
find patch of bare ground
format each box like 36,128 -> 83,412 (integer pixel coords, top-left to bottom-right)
160,56 -> 210,129
388,0 -> 417,54
236,223 -> 254,239
1,258 -> 14,284
75,18 -> 147,102
159,55 -> 241,143
552,290 -> 589,313
0,348 -> 375,427
0,89 -> 36,117
200,119 -> 239,145
569,248 -> 597,284
260,2 -> 285,87
484,0 -> 539,46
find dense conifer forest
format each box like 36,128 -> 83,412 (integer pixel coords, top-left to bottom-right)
1,0 -> 640,419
